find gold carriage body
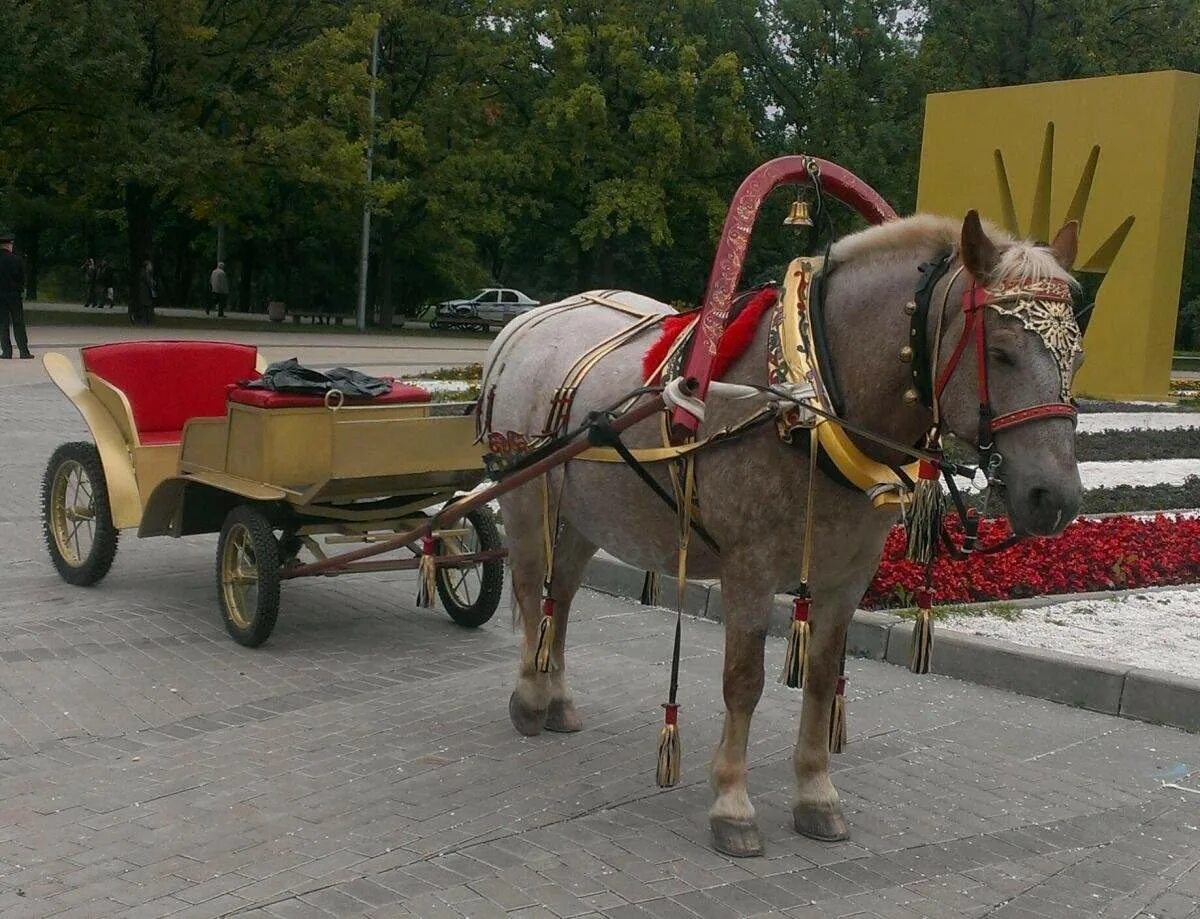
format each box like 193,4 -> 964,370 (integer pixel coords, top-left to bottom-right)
42,341 -> 503,646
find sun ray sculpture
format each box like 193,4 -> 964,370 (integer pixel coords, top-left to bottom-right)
917,71 -> 1200,401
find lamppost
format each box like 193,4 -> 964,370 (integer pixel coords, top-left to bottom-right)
356,27 -> 380,333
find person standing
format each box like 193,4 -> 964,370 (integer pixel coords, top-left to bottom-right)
0,232 -> 32,359
135,258 -> 157,326
208,261 -> 229,317
82,258 -> 98,308
98,260 -> 114,308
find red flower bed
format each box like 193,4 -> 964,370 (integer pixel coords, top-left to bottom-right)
864,513 -> 1200,608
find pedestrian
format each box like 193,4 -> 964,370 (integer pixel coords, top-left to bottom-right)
82,257 -> 98,308
98,260 -> 114,308
208,261 -> 229,318
135,258 -> 157,326
0,231 -> 33,359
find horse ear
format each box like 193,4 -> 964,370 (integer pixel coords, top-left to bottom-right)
960,210 -> 999,278
1050,219 -> 1079,272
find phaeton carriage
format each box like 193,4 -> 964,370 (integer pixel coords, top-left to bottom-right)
41,340 -> 504,646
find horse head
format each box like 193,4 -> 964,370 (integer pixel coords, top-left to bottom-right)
934,212 -> 1083,536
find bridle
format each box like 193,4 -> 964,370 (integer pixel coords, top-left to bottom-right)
909,252 -> 1083,554
912,254 -> 1081,476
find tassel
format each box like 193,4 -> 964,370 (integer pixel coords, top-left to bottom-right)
904,458 -> 946,564
655,702 -> 681,787
909,587 -> 934,674
828,675 -> 847,754
781,596 -> 811,689
416,535 -> 438,607
640,571 -> 661,606
534,596 -> 557,673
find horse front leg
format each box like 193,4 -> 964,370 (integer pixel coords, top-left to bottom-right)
709,564 -> 772,858
792,590 -> 854,841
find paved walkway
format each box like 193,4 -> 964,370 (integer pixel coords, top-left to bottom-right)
0,356 -> 1198,918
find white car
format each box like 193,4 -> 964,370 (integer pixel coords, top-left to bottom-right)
431,288 -> 540,330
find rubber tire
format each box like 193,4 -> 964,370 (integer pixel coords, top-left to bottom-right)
41,442 -> 120,586
216,505 -> 281,647
436,506 -> 504,628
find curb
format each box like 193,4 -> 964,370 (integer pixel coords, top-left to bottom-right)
581,553 -> 1200,734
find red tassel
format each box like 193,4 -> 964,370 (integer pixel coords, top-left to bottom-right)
656,702 -> 681,787
780,597 -> 811,689
416,535 -> 437,607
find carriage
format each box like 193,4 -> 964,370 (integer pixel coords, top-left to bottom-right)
40,340 -> 505,646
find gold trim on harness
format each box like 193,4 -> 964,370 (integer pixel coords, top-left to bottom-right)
772,257 -> 921,509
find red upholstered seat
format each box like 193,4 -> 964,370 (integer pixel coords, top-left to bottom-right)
82,341 -> 259,446
227,381 -> 430,408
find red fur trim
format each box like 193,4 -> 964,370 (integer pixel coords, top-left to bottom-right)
641,286 -> 777,383
712,287 -> 778,380
642,311 -> 698,380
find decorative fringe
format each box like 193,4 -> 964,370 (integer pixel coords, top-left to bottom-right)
655,703 -> 681,787
909,587 -> 934,674
781,596 -> 811,689
828,676 -> 847,754
534,596 -> 557,673
640,571 -> 661,606
904,458 -> 946,564
416,535 -> 438,607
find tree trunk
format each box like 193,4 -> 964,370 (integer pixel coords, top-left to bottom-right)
239,239 -> 255,312
378,217 -> 396,328
125,182 -> 154,309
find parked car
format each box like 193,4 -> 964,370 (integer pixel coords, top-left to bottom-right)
430,288 -> 539,330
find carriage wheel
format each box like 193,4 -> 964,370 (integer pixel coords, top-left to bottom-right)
41,442 -> 119,586
216,506 -> 281,647
435,506 -> 504,628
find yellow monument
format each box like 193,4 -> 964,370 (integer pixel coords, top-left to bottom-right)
917,70 -> 1200,401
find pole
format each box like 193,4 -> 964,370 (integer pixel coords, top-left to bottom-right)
356,28 -> 380,333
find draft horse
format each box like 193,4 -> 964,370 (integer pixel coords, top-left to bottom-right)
482,187 -> 1084,857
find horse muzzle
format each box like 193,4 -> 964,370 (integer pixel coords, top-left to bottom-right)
1007,476 -> 1081,536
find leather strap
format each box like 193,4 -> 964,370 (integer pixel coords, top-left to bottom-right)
991,402 -> 1077,432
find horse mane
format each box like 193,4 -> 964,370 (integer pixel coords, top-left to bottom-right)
829,213 -> 1075,285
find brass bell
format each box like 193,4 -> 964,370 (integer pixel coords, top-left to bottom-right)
784,199 -> 813,228
902,388 -> 920,405
904,300 -> 917,315
899,346 -> 914,363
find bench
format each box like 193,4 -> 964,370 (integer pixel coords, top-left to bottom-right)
290,312 -> 347,326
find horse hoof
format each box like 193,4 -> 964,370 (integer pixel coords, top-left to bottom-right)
710,817 -> 764,858
508,691 -> 547,737
544,699 -> 583,733
792,801 -> 849,842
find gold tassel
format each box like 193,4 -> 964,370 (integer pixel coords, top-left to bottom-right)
655,703 -> 681,787
909,587 -> 934,674
534,597 -> 556,673
640,571 -> 661,606
828,676 -> 847,754
416,535 -> 438,607
904,458 -> 946,564
781,596 -> 811,689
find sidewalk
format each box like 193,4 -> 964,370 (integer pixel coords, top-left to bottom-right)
0,366 -> 1196,918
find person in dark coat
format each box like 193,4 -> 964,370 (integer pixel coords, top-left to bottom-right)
82,258 -> 98,308
98,260 -> 114,308
0,232 -> 32,359
134,258 -> 157,326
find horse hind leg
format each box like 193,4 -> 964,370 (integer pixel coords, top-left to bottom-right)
542,520 -> 596,733
502,484 -> 552,736
502,488 -> 597,737
709,561 -> 772,858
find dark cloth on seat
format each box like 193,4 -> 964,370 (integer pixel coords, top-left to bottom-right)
243,358 -> 393,398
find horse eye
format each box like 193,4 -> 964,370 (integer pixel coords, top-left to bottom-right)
989,347 -> 1016,368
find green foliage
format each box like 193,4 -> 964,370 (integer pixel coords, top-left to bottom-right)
2,0 -> 1199,330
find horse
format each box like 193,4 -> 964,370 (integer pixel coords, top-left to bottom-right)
481,210 -> 1083,857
